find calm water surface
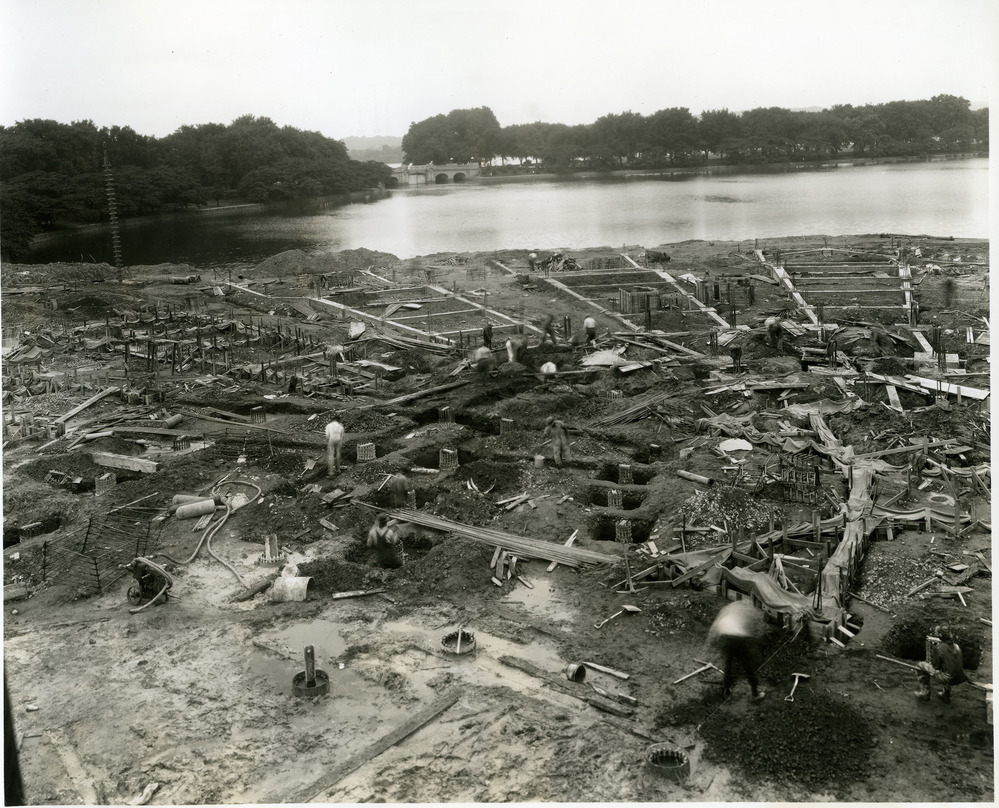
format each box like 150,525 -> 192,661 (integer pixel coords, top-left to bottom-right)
25,158 -> 988,268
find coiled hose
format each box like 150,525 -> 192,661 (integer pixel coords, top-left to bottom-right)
152,477 -> 263,587
127,556 -> 175,614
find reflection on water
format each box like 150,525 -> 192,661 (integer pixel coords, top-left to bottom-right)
24,158 -> 988,268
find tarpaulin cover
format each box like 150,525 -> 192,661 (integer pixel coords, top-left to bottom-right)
782,399 -> 866,418
722,566 -> 820,623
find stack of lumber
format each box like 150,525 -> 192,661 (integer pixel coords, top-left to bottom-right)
386,509 -> 617,567
592,390 -> 678,427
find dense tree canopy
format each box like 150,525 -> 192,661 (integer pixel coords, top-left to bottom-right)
0,116 -> 392,260
401,107 -> 502,165
402,95 -> 987,172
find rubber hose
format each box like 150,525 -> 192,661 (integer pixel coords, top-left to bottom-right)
127,557 -> 175,614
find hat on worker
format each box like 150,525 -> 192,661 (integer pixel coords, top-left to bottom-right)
934,625 -> 954,642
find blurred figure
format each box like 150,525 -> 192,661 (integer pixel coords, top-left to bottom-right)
388,473 -> 412,509
367,513 -> 404,569
540,361 -> 557,383
765,316 -> 784,350
707,599 -> 766,702
583,316 -> 597,345
544,416 -> 571,468
482,321 -> 494,349
729,344 -> 743,373
474,345 -> 497,376
325,416 -> 344,476
506,337 -> 526,364
539,314 -> 559,346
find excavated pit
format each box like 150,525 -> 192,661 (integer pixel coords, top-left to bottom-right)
586,487 -> 647,510
591,514 -> 654,544
593,462 -> 656,486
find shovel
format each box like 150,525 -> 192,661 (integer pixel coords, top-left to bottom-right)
594,604 -> 642,629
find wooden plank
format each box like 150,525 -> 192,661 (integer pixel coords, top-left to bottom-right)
904,375 -> 990,401
854,439 -> 957,460
672,550 -> 731,587
288,691 -> 460,803
54,387 -> 121,423
885,384 -> 903,412
89,452 -> 160,474
498,655 -> 633,718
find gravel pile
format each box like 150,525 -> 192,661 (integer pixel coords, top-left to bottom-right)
699,688 -> 876,792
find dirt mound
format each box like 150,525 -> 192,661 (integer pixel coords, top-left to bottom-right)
0,262 -> 118,286
252,248 -> 400,277
399,534 -> 495,599
699,688 -> 876,793
297,556 -> 371,592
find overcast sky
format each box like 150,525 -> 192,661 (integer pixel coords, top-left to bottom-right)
1,0 -> 996,140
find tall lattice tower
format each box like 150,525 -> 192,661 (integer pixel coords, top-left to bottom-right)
103,145 -> 123,270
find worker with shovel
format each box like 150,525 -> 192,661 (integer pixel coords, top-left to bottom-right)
325,415 -> 345,476
707,599 -> 766,702
388,473 -> 412,509
914,625 -> 966,703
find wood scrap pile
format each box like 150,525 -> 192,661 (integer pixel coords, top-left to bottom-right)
592,390 -> 679,427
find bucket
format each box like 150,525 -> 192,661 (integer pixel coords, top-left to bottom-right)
565,663 -> 586,682
534,454 -> 545,468
270,576 -> 312,602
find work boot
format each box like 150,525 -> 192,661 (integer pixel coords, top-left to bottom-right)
751,691 -> 766,703
935,688 -> 951,704
912,687 -> 931,701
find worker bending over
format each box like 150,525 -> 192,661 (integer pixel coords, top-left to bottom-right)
474,345 -> 497,376
583,316 -> 597,345
915,625 -> 966,703
505,337 -> 526,364
325,416 -> 344,476
707,599 -> 766,702
367,513 -> 404,569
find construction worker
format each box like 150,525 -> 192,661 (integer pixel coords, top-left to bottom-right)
729,344 -> 743,373
474,345 -> 496,376
543,416 -> 571,468
325,416 -> 344,476
914,625 -> 966,703
505,336 -> 526,364
367,513 -> 404,569
482,321 -> 494,349
583,316 -> 597,345
539,314 -> 559,346
540,361 -> 557,384
707,599 -> 766,702
765,316 -> 784,350
388,473 -> 412,509
528,252 -> 538,273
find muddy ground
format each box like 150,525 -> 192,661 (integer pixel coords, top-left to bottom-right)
1,233 -> 993,803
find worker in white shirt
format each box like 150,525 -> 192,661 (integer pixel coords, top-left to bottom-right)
583,316 -> 597,345
325,416 -> 344,476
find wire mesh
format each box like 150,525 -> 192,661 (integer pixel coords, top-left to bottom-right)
40,507 -> 162,600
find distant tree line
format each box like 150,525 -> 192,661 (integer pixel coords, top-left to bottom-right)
400,96 -> 987,172
0,115 -> 392,260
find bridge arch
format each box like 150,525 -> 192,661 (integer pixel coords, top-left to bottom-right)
435,173 -> 450,184
452,172 -> 467,183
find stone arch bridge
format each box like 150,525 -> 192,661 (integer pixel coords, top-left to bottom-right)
390,163 -> 481,186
